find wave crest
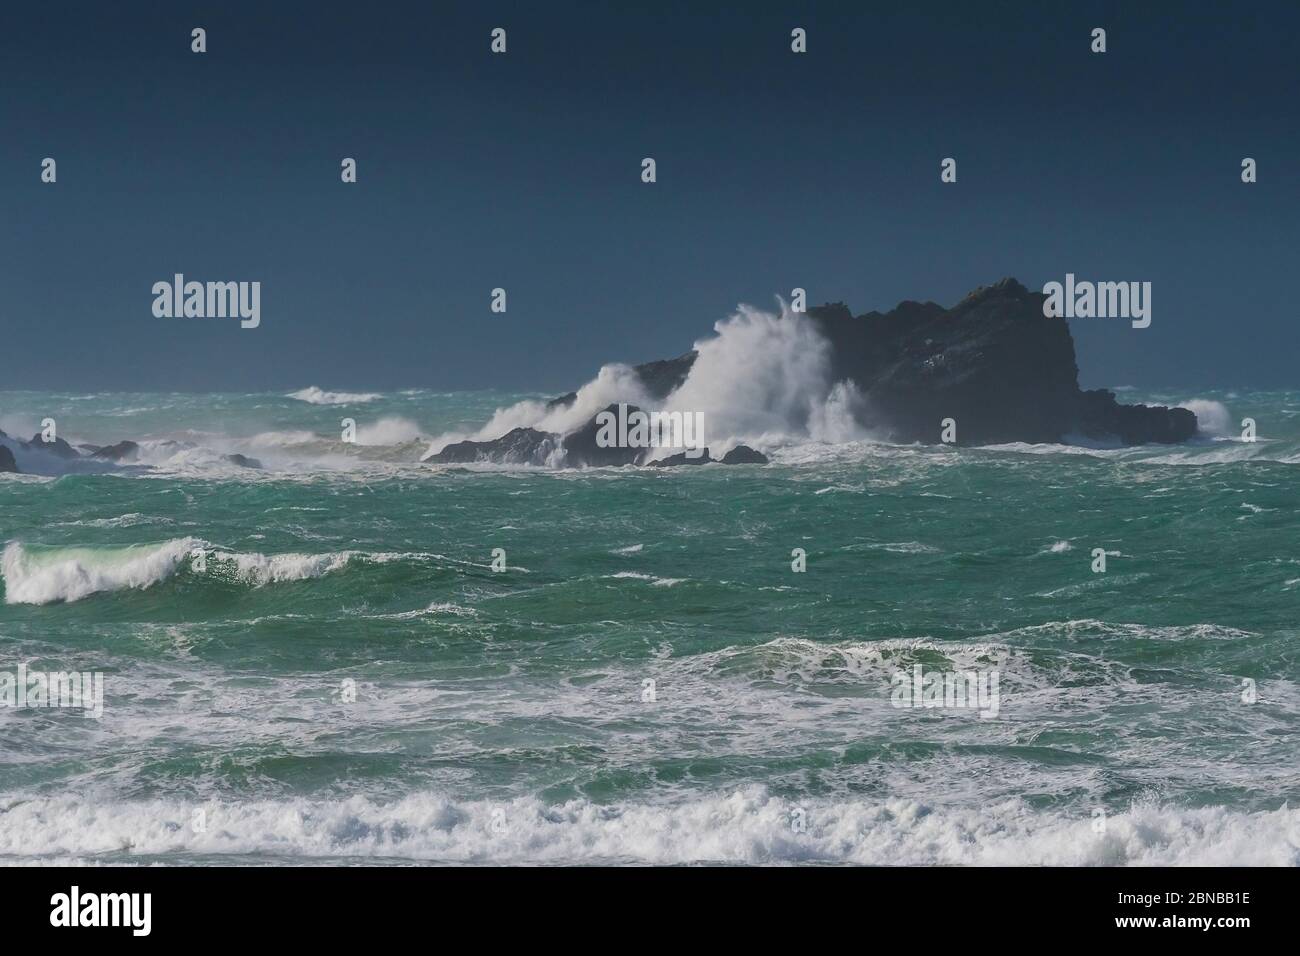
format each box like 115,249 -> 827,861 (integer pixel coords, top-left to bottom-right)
287,387 -> 382,405
1,539 -> 359,605
1,538 -> 201,605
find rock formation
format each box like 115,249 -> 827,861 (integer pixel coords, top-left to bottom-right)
424,278 -> 1196,466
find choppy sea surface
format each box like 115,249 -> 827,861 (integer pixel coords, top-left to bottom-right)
1,386 -> 1298,865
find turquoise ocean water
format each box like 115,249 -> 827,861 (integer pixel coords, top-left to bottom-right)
1,385 -> 1298,864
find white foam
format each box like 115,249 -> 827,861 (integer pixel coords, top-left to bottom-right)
424,363 -> 655,457
354,417 -> 424,446
0,791 -> 1291,865
210,549 -> 354,585
605,571 -> 683,587
1,538 -> 201,605
244,430 -> 321,448
55,513 -> 176,529
424,301 -> 881,461
1178,398 -> 1232,437
286,387 -> 382,405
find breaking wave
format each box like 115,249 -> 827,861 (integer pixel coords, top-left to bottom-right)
1178,399 -> 1233,437
0,539 -> 362,605
0,791 -> 1292,865
424,302 -> 874,458
286,387 -> 383,405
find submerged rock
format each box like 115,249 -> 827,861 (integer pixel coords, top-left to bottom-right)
223,453 -> 263,469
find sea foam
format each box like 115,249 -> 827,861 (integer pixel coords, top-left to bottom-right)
286,386 -> 382,405
0,790 -> 1292,865
423,301 -> 878,460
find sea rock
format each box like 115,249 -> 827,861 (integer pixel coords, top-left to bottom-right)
1073,389 -> 1197,444
426,427 -> 559,465
648,447 -> 712,467
546,353 -> 696,410
223,453 -> 263,469
558,404 -> 646,468
421,278 -> 1197,466
630,352 -> 697,400
26,434 -> 80,459
0,445 -> 18,474
720,445 -> 768,464
801,278 -> 1196,445
92,440 -> 140,462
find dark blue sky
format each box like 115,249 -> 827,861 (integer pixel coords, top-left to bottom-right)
2,1 -> 1296,392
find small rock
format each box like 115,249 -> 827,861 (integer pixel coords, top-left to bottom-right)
223,453 -> 263,469
720,445 -> 768,465
93,440 -> 140,462
647,448 -> 713,467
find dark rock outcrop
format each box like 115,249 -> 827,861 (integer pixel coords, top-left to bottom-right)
559,404 -> 646,468
424,278 -> 1197,466
0,445 -> 18,474
801,278 -> 1195,445
648,447 -> 713,467
1073,389 -> 1196,444
426,427 -> 559,465
424,406 -> 736,469
92,440 -> 140,462
26,434 -> 80,459
721,445 -> 768,465
545,353 -> 697,411
630,353 -> 697,401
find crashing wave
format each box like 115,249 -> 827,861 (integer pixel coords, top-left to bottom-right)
0,539 -> 360,605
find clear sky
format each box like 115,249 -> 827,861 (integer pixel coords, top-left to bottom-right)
2,0 -> 1296,393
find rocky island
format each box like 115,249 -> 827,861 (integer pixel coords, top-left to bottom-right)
424,278 -> 1197,467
